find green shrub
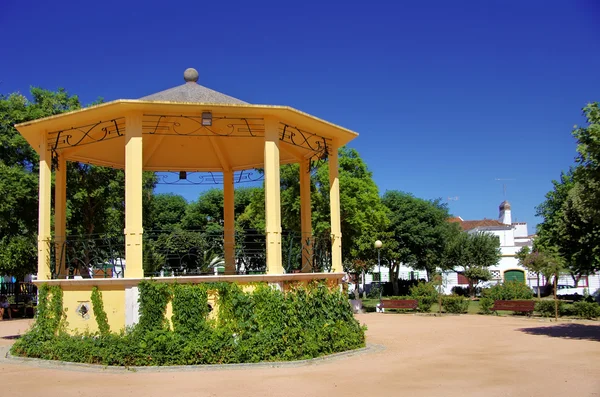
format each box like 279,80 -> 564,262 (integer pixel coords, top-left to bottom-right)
11,281 -> 365,366
442,296 -> 469,314
409,282 -> 438,313
481,281 -> 533,301
535,299 -> 564,317
572,301 -> 600,319
479,298 -> 493,314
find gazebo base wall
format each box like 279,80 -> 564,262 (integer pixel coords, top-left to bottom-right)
33,273 -> 344,334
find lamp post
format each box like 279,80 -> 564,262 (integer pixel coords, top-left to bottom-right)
374,240 -> 382,298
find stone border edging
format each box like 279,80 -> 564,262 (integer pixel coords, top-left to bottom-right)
1,344 -> 384,373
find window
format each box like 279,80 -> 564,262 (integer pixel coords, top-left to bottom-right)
372,273 -> 381,282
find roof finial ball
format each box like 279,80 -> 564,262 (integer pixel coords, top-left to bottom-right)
183,68 -> 199,83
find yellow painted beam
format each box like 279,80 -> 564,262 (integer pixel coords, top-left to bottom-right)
300,158 -> 313,272
54,154 -> 67,277
124,112 -> 144,278
264,118 -> 283,274
223,170 -> 235,274
37,132 -> 52,281
329,140 -> 343,273
208,136 -> 231,171
143,134 -> 165,167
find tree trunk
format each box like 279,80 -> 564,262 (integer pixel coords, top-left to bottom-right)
536,273 -> 541,299
468,279 -> 475,298
554,273 -> 558,321
391,264 -> 399,296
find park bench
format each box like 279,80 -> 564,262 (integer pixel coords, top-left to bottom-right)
377,299 -> 418,313
491,300 -> 535,315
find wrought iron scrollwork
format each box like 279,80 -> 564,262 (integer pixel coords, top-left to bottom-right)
143,114 -> 265,137
279,123 -> 330,172
47,118 -> 125,151
155,169 -> 264,185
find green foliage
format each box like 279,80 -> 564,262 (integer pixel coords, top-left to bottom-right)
442,296 -> 469,314
445,231 -> 500,296
382,190 -> 455,292
481,281 -> 533,301
90,287 -> 110,336
572,301 -> 600,319
536,103 -> 600,276
12,281 -> 365,366
479,297 -> 494,314
171,284 -> 210,336
137,281 -> 171,332
535,299 -> 564,317
148,193 -> 188,231
409,281 -> 439,312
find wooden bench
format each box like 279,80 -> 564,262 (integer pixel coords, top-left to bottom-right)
491,300 -> 535,315
377,299 -> 418,313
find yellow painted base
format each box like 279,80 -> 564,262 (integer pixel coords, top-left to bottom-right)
43,273 -> 344,335
62,285 -> 125,334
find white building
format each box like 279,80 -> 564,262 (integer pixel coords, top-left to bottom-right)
365,200 -> 600,296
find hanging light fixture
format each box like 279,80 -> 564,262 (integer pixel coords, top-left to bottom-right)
202,111 -> 212,126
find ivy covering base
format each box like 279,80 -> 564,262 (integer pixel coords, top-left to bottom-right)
11,281 -> 365,366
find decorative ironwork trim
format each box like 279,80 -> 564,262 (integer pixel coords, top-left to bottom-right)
143,114 -> 265,137
156,169 -> 264,185
47,118 -> 126,151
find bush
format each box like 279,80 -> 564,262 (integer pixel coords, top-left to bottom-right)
451,286 -> 469,297
479,297 -> 494,314
572,301 -> 600,319
535,299 -> 564,317
11,281 -> 366,366
481,281 -> 533,301
367,284 -> 382,299
442,296 -> 469,314
409,282 -> 439,313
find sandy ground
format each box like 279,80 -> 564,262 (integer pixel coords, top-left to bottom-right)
1,314 -> 599,397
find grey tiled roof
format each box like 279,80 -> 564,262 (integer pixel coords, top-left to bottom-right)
140,82 -> 248,105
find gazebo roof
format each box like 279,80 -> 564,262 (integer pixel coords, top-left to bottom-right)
139,68 -> 248,105
15,68 -> 358,172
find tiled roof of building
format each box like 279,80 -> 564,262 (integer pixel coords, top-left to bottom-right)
451,218 -> 511,231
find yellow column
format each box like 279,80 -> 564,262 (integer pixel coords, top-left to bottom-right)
329,140 -> 343,273
300,158 -> 313,272
264,118 -> 283,274
54,154 -> 67,277
37,132 -> 52,280
125,112 -> 144,278
223,170 -> 235,274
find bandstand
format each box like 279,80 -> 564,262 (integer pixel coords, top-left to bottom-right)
15,68 -> 358,332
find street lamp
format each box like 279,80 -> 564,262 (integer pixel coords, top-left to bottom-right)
374,240 -> 382,298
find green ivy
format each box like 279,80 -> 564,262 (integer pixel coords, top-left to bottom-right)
12,281 -> 365,366
91,286 -> 110,336
171,283 -> 210,336
137,280 -> 171,333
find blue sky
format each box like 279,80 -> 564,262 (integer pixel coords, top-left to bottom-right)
1,0 -> 599,231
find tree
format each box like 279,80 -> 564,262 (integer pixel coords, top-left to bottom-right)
239,147 -> 389,272
0,87 -> 157,278
445,231 -> 501,297
516,246 -> 548,299
536,103 -> 600,278
0,89 -> 81,277
382,190 -> 456,295
147,193 -> 188,231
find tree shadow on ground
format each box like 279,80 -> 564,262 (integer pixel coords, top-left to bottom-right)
518,323 -> 600,342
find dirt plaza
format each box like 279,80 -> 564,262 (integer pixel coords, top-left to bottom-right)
1,314 -> 598,397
